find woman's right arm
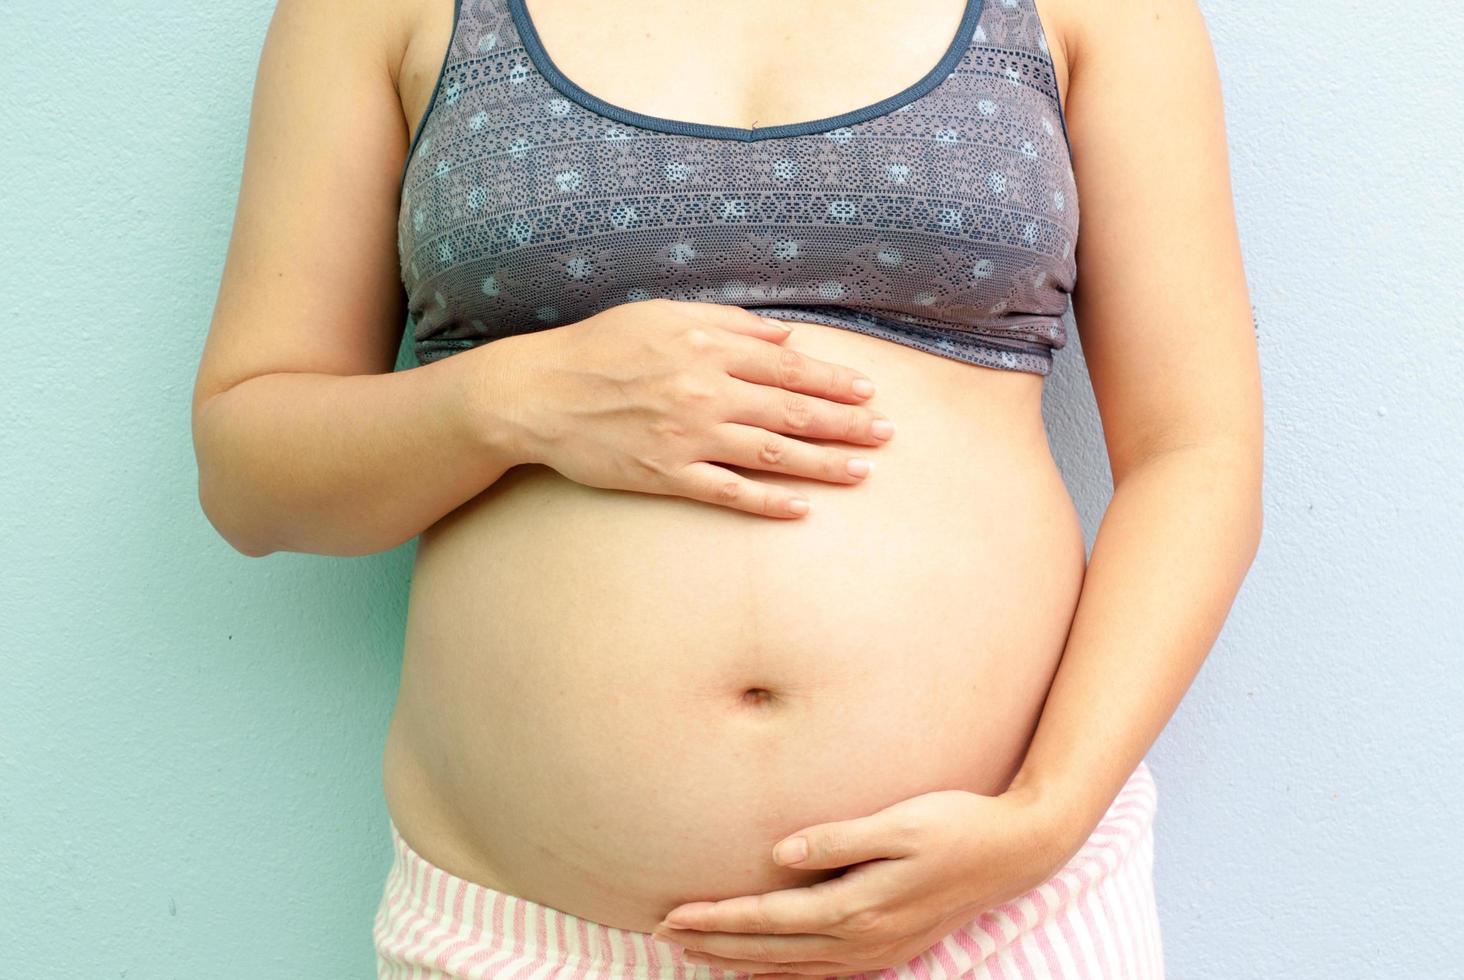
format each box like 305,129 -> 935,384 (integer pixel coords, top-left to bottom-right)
191,0 -> 532,558
193,0 -> 894,558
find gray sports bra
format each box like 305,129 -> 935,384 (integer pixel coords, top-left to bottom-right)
398,0 -> 1078,375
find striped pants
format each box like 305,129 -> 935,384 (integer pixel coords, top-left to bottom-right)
374,760 -> 1164,979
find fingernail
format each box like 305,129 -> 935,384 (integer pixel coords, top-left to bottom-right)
788,498 -> 810,515
762,317 -> 794,333
773,837 -> 807,865
846,458 -> 872,478
871,418 -> 895,440
852,377 -> 876,397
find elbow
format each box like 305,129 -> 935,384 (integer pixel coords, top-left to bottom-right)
1222,452 -> 1266,565
195,467 -> 275,559
226,531 -> 276,560
1215,443 -> 1265,559
192,391 -> 275,558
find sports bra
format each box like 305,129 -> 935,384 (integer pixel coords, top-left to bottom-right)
397,0 -> 1078,375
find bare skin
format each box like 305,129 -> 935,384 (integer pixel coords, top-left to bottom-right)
194,0 -> 1259,947
384,0 -> 1080,933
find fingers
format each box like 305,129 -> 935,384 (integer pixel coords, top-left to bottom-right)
661,876 -> 868,938
720,335 -> 877,406
674,461 -> 812,519
666,943 -> 854,976
663,298 -> 796,345
656,300 -> 873,406
636,299 -> 894,518
722,376 -> 895,448
661,304 -> 893,443
707,423 -> 875,486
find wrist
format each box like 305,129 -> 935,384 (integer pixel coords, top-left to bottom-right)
1001,775 -> 1100,867
452,332 -> 547,470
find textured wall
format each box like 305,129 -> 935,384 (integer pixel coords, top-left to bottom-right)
2,1 -> 1460,977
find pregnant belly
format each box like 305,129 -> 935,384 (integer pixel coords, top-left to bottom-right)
381,319 -> 1088,934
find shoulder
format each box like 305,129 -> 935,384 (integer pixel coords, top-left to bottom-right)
1034,0 -> 1219,125
302,0 -> 432,90
1040,0 -> 1212,71
261,0 -> 417,87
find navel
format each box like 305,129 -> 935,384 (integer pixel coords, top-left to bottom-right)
739,687 -> 778,708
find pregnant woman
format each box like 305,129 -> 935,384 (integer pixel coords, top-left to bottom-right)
192,0 -> 1262,976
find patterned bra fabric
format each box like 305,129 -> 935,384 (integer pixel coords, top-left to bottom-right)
397,0 -> 1078,375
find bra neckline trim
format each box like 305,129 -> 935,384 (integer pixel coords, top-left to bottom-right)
504,0 -> 987,142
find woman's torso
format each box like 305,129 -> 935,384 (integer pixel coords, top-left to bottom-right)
382,0 -> 1082,934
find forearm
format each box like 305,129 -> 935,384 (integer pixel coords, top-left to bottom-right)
193,334 -> 535,558
1006,443 -> 1263,854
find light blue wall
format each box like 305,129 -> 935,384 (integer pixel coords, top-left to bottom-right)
2,1 -> 1459,976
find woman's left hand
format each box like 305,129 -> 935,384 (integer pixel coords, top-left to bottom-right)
650,787 -> 1069,979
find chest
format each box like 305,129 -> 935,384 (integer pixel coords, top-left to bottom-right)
507,0 -> 976,133
392,0 -> 1079,376
398,0 -> 998,139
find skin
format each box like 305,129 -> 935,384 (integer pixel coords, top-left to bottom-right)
653,0 -> 1265,973
193,0 -> 1261,975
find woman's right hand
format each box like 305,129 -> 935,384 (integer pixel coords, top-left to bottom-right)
497,298 -> 896,519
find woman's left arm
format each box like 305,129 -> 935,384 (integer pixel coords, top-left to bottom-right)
1003,0 -> 1264,850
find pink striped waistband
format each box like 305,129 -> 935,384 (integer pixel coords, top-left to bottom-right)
374,760 -> 1159,979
